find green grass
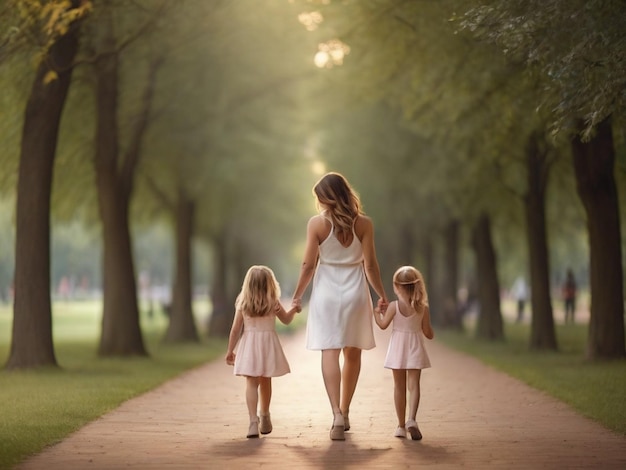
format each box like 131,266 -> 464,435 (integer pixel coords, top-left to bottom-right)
0,300 -> 226,470
437,317 -> 626,436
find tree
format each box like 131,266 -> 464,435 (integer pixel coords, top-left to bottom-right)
461,0 -> 626,358
472,212 -> 504,340
6,0 -> 91,369
524,132 -> 557,350
572,118 -> 624,358
130,0 -> 319,338
88,0 -> 165,356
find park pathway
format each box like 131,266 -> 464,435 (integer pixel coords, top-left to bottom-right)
16,326 -> 626,469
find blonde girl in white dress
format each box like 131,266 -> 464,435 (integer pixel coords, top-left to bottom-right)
226,265 -> 300,438
291,172 -> 388,440
374,266 -> 434,440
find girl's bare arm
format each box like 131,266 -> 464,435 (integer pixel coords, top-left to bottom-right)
275,302 -> 300,325
422,306 -> 435,339
374,301 -> 396,330
225,309 -> 244,364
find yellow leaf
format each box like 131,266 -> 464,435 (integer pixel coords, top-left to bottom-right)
43,70 -> 58,85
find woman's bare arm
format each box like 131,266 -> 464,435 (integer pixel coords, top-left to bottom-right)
291,216 -> 323,307
356,215 -> 388,303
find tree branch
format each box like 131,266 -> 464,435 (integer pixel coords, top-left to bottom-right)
120,55 -> 163,196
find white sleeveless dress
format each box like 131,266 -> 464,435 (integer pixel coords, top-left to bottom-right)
306,220 -> 375,351
384,301 -> 431,370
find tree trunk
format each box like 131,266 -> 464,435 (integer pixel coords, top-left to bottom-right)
441,219 -> 461,329
94,10 -> 146,356
208,231 -> 233,337
571,118 -> 625,359
164,190 -> 199,342
525,133 -> 558,351
422,236 -> 438,325
6,15 -> 80,369
472,213 -> 504,341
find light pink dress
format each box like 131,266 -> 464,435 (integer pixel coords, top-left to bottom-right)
234,310 -> 290,377
384,301 -> 431,370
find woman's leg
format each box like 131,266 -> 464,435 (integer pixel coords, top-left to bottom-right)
340,346 -> 362,418
407,369 -> 422,421
392,369 -> 407,427
322,349 -> 345,439
321,349 -> 342,414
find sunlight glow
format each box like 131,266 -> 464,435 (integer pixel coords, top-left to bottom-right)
314,39 -> 350,68
298,11 -> 324,31
311,160 -> 326,176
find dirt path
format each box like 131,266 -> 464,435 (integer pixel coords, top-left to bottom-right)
16,327 -> 626,469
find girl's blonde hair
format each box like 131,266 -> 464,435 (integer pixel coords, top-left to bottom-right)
235,265 -> 281,318
313,172 -> 363,234
393,266 -> 428,312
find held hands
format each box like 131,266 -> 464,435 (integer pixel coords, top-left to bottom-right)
291,298 -> 302,313
276,302 -> 301,316
376,297 -> 388,315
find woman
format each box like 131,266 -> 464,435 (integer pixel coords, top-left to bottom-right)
291,172 -> 388,440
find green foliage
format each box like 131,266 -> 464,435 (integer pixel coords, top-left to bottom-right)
459,0 -> 626,139
134,0 -> 322,281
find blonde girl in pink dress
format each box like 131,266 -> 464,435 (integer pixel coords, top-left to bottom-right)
226,265 -> 300,438
374,266 -> 434,440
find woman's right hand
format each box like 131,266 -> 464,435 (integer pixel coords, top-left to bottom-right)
291,298 -> 302,311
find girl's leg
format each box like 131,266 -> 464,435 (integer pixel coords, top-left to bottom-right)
407,369 -> 422,421
392,369 -> 407,427
245,377 -> 260,438
259,377 -> 273,434
406,369 -> 423,440
246,377 -> 260,421
259,377 -> 272,415
340,347 -> 362,423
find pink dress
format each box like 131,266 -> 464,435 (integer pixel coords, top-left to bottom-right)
234,311 -> 290,377
384,301 -> 431,370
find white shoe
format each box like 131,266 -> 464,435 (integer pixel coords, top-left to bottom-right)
260,414 -> 272,434
406,419 -> 422,440
394,426 -> 406,438
247,418 -> 259,438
